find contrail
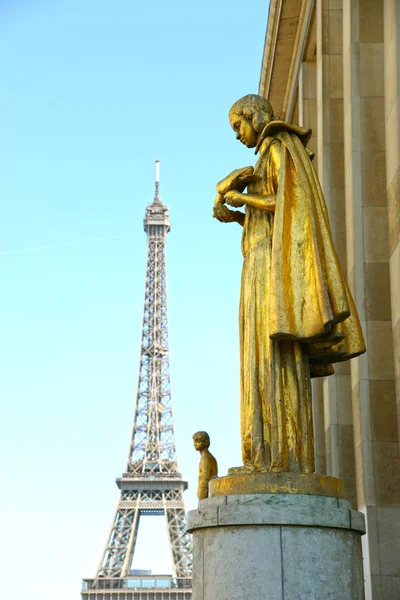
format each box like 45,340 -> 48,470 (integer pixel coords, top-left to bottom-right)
0,233 -> 125,256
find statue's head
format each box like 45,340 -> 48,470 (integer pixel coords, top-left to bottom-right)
193,431 -> 210,451
229,94 -> 275,148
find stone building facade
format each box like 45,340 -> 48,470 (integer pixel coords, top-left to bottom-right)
259,1 -> 400,597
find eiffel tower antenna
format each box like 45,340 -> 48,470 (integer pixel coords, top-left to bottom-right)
82,162 -> 192,599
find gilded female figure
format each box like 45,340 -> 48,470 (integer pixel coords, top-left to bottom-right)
214,95 -> 365,474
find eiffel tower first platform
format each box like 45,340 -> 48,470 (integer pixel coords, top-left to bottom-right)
82,161 -> 192,600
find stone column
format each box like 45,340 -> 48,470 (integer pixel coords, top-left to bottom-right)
343,0 -> 400,596
315,0 -> 357,505
384,0 -> 400,450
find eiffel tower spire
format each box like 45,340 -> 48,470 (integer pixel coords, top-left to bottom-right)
82,162 -> 192,599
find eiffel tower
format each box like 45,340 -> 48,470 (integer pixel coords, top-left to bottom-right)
82,161 -> 192,600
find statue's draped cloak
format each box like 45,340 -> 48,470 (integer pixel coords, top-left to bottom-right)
268,127 -> 365,372
239,122 -> 365,472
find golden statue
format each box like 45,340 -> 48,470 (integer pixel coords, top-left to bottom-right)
193,431 -> 218,500
214,94 -> 365,476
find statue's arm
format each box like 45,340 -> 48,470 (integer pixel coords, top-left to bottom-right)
242,194 -> 276,212
225,190 -> 276,213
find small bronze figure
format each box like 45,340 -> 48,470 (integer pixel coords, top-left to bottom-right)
193,431 -> 218,500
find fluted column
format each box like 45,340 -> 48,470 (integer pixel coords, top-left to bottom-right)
343,0 -> 400,596
315,0 -> 357,505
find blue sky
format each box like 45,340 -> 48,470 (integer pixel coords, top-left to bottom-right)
0,1 -> 269,597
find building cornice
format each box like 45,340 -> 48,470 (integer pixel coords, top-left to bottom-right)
259,0 -> 316,121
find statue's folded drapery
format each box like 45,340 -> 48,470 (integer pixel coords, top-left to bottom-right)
239,122 -> 365,473
269,126 -> 365,372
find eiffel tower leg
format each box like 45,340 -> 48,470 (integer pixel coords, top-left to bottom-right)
164,490 -> 193,578
120,493 -> 141,577
96,492 -> 141,578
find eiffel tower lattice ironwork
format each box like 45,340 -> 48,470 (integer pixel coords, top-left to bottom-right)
82,161 -> 192,600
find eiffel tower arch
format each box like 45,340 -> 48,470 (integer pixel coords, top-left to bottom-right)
82,162 -> 192,600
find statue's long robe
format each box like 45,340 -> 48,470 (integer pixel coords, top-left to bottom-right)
239,123 -> 365,473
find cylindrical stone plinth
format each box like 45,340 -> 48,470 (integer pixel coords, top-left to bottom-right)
187,494 -> 366,600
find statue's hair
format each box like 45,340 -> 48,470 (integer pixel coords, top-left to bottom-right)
229,94 -> 276,133
193,431 -> 210,446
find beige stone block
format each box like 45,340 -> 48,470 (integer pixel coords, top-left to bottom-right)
370,379 -> 398,442
330,142 -> 345,187
329,54 -> 343,98
354,442 -> 367,507
348,161 -> 363,271
328,8 -> 343,55
292,96 -> 299,125
337,374 -> 353,425
387,169 -> 400,254
329,0 -> 342,11
385,102 -> 400,186
361,151 -> 387,207
359,0 -> 384,43
362,442 -> 379,506
365,262 -> 391,320
325,423 -> 341,476
393,318 -> 400,380
338,424 -> 357,506
360,43 -> 384,98
329,98 -> 344,141
359,377 -> 373,441
390,243 -> 400,326
342,3 -> 351,54
334,231 -> 347,270
363,506 -> 381,577
350,91 -> 361,150
309,98 -> 318,132
336,360 -> 350,376
384,36 -> 397,120
367,320 -> 395,380
307,62 -> 317,99
331,187 -> 346,233
350,2 -> 359,44
324,432 -> 332,475
299,96 -> 307,128
322,9 -> 330,55
323,376 -> 338,426
361,97 -> 386,151
373,442 -> 400,504
363,207 -> 389,262
383,0 -> 397,49
322,54 -> 331,101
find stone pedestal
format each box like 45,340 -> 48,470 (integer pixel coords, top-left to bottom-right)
187,493 -> 366,600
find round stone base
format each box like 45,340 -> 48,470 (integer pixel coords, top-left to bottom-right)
187,493 -> 365,600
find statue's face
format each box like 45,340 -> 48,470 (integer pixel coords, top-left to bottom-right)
193,437 -> 207,451
230,114 -> 259,148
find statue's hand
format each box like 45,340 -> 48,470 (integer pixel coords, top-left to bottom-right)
224,191 -> 246,208
213,203 -> 236,223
